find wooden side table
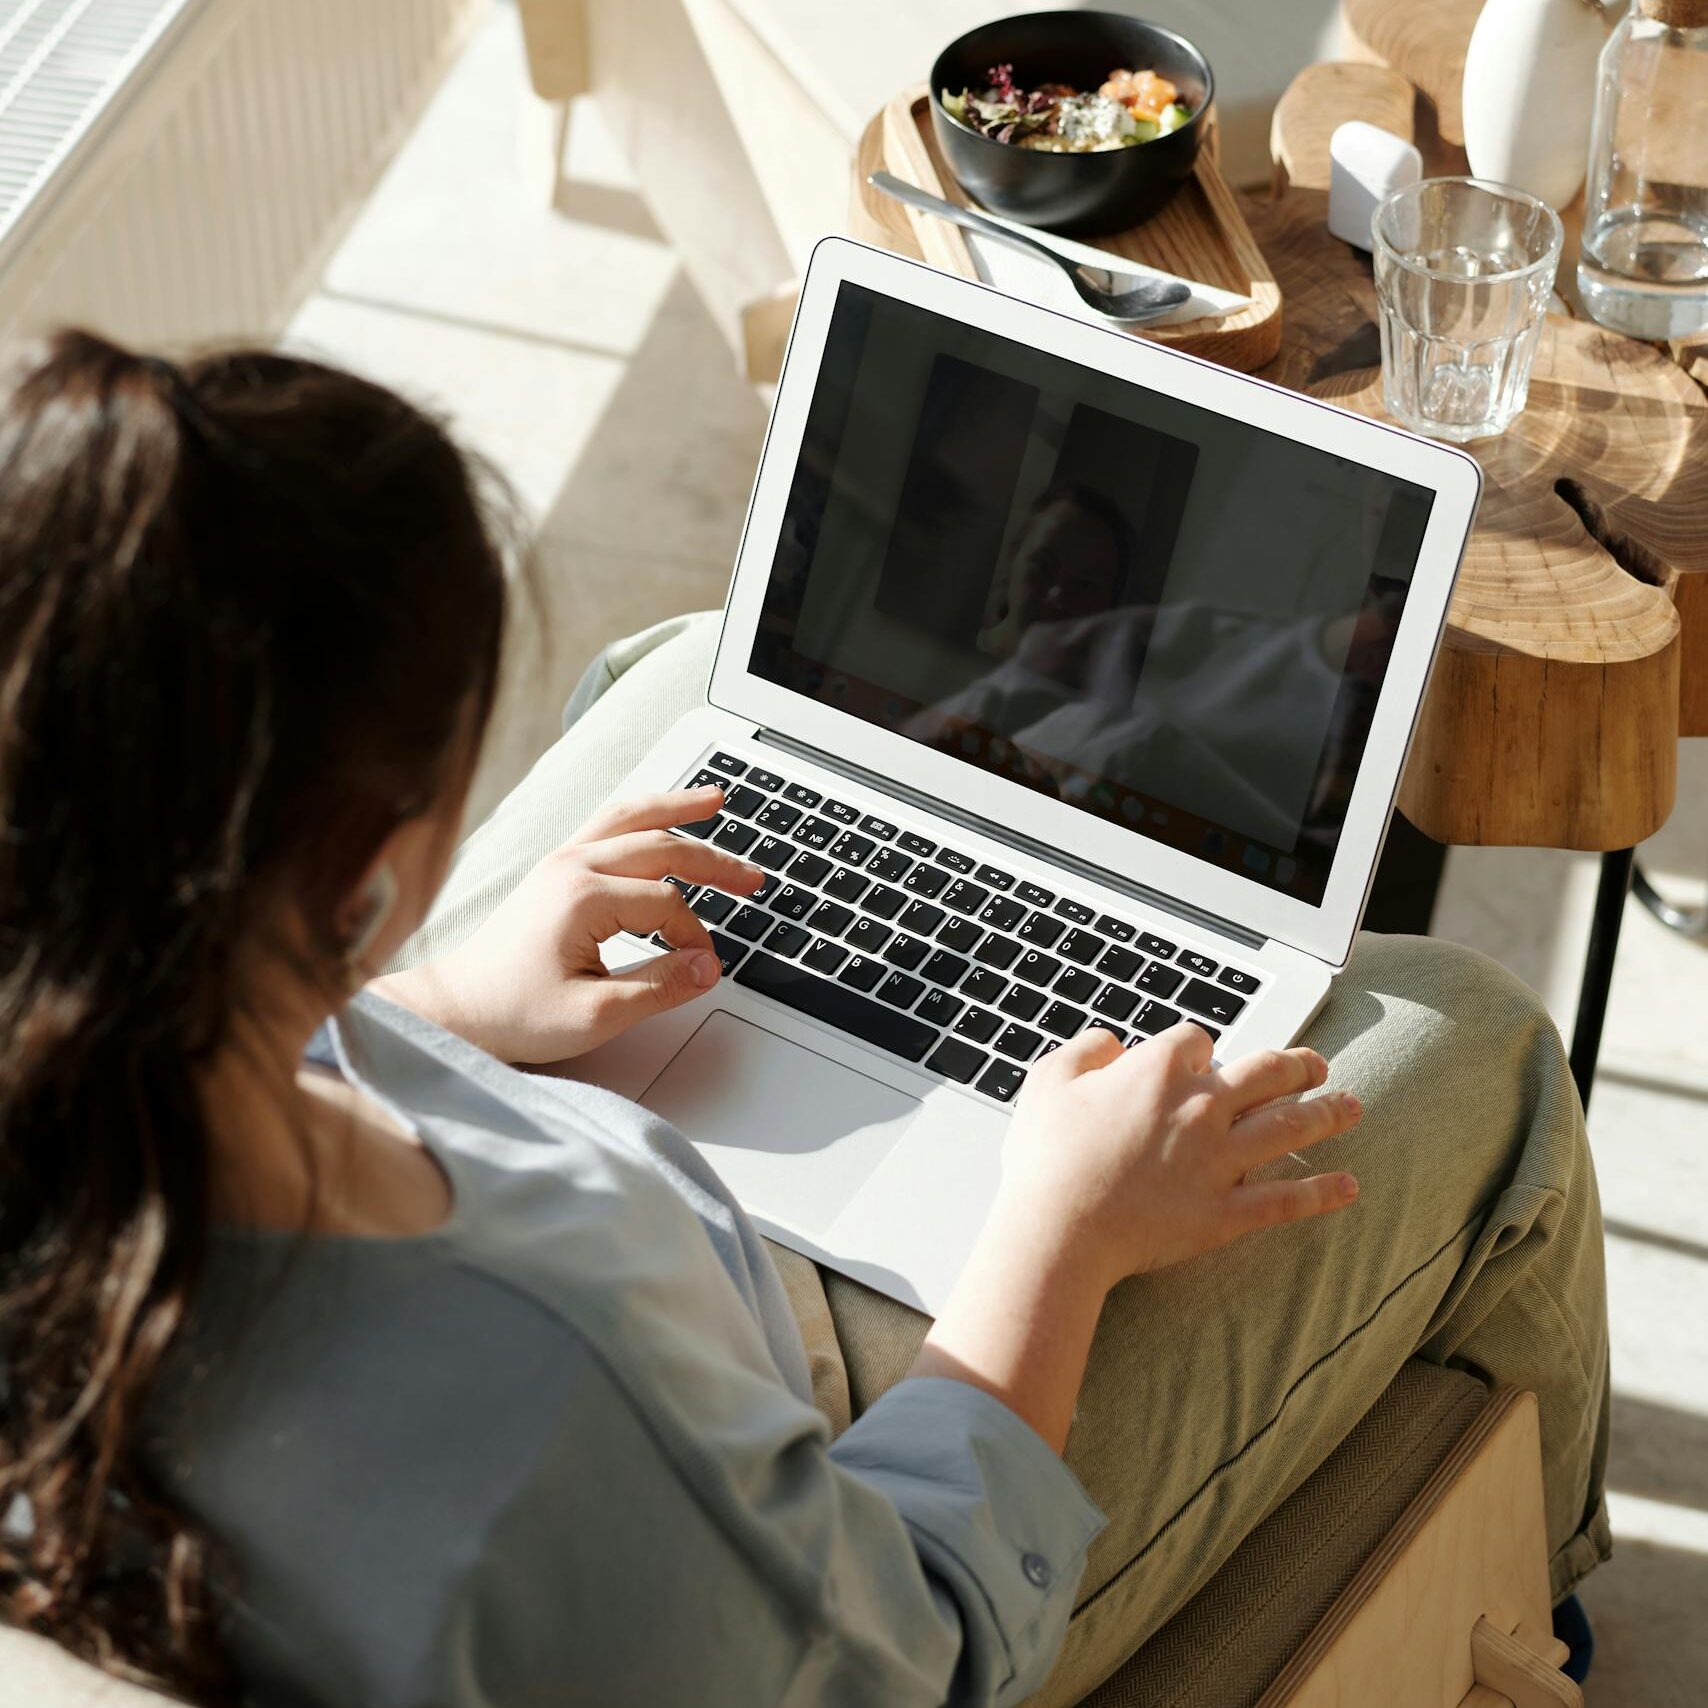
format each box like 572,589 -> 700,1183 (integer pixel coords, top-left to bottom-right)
851,62 -> 1708,1106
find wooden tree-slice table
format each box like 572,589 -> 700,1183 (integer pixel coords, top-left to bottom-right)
851,57 -> 1708,1098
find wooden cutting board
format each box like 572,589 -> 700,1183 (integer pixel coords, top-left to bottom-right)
857,86 -> 1283,373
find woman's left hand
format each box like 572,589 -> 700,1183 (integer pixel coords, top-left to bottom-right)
371,785 -> 764,1063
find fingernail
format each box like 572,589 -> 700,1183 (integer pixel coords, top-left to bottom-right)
745,864 -> 765,882
700,783 -> 724,796
1339,1174 -> 1359,1201
689,951 -> 720,987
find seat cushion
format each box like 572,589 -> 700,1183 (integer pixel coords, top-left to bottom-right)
0,1626 -> 178,1707
1080,1359 -> 1492,1708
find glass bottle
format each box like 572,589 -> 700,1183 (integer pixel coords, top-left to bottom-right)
1578,0 -> 1708,338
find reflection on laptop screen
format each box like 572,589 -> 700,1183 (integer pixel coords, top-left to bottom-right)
751,282 -> 1435,906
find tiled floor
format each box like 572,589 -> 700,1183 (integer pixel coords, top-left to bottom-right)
287,6 -> 1707,1701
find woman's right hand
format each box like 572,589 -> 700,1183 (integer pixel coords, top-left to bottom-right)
998,1023 -> 1362,1291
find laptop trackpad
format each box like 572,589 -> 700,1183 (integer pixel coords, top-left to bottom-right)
640,1012 -> 919,1235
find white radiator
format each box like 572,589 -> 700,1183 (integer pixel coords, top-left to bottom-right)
0,0 -> 489,350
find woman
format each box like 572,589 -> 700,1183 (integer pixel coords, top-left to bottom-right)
0,335 -> 1609,1707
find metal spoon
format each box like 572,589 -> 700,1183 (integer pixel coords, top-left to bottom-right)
868,171 -> 1193,323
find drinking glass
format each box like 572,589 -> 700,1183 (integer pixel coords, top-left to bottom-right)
1372,177 -> 1563,442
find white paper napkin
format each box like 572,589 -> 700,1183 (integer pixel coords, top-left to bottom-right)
954,207 -> 1251,329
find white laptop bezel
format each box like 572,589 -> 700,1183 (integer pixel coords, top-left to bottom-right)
709,237 -> 1481,970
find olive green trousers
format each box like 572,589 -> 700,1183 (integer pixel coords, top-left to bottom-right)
399,612 -> 1610,1708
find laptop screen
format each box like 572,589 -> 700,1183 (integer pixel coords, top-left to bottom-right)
749,281 -> 1435,907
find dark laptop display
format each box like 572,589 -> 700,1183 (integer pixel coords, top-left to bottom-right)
750,282 -> 1435,907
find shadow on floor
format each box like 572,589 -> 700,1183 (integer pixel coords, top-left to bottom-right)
1580,1537 -> 1708,1707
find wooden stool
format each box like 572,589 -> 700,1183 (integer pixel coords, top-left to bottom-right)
1082,1363 -> 1578,1708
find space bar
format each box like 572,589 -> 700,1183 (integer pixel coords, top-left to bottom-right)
735,951 -> 936,1062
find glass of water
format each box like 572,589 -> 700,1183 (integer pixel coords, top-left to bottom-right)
1372,178 -> 1563,443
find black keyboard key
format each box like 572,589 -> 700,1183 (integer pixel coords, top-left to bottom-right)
1178,979 -> 1247,1026
994,1023 -> 1043,1061
713,820 -> 759,856
973,933 -> 1022,970
942,879 -> 990,916
1018,912 -> 1066,948
728,905 -> 772,942
791,816 -> 838,852
770,884 -> 817,922
864,885 -> 906,920
746,767 -> 784,793
1096,944 -> 1144,983
878,970 -> 925,1009
675,813 -> 720,841
902,863 -> 949,899
738,951 -> 934,1059
1189,1022 -> 1221,1046
751,836 -> 794,871
1219,966 -> 1262,995
921,950 -> 969,988
926,1036 -> 986,1083
1015,881 -> 1055,909
821,798 -> 859,824
691,889 -> 737,925
883,934 -> 930,972
899,900 -> 945,935
978,896 -> 1026,932
898,831 -> 936,858
1096,915 -> 1136,943
1054,967 -> 1100,1004
707,930 -> 747,975
722,785 -> 765,819
962,967 -> 1007,1003
807,901 -> 854,937
976,1061 -> 1026,1103
802,936 -> 848,976
953,1005 -> 1003,1044
1134,999 -> 1183,1035
934,847 -> 976,874
789,851 -> 832,887
1039,1002 -> 1087,1040
1179,951 -> 1219,977
829,830 -> 876,866
1058,929 -> 1104,966
839,955 -> 885,992
1088,1022 -> 1129,1046
859,814 -> 898,840
783,782 -> 821,808
1138,932 -> 1178,959
1091,983 -> 1140,1022
846,917 -> 893,954
937,916 -> 983,953
1055,897 -> 1095,926
664,876 -> 695,897
823,867 -> 870,904
764,921 -> 810,957
708,752 -> 746,776
754,872 -> 780,902
868,848 -> 912,883
999,984 -> 1045,1021
917,987 -> 964,1028
685,769 -> 726,791
1136,962 -> 1185,998
975,863 -> 1015,890
755,799 -> 802,834
1014,950 -> 1062,987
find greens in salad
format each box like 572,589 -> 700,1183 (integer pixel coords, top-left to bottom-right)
942,62 -> 1193,152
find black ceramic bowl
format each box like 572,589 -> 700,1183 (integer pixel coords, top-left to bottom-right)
929,12 -> 1213,235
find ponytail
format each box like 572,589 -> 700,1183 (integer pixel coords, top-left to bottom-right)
0,332 -> 510,1695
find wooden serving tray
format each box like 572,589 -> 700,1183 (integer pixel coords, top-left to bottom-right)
856,86 -> 1282,372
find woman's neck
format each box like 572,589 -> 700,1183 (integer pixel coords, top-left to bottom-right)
199,998 -> 451,1238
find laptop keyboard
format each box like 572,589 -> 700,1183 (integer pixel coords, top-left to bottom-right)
659,751 -> 1263,1108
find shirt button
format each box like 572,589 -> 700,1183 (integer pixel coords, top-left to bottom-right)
1021,1551 -> 1052,1589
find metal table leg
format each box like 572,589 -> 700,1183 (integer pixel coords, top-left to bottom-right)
1569,848 -> 1635,1112
1632,859 -> 1708,937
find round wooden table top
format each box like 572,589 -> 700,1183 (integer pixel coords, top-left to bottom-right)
1339,0 -> 1482,147
852,59 -> 1708,851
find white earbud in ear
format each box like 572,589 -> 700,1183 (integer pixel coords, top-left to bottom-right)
343,863 -> 399,972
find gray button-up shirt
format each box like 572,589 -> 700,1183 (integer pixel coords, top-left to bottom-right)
148,995 -> 1104,1706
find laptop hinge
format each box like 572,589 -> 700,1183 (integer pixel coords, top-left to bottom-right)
755,729 -> 1268,954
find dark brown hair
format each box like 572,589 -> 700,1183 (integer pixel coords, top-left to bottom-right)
0,332 -> 511,1697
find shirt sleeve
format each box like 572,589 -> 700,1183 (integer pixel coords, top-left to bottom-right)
422,1359 -> 1103,1708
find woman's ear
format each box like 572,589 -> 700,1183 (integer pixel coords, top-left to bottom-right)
341,863 -> 399,965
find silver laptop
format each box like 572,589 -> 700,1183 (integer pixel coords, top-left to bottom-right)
569,237 -> 1482,1314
